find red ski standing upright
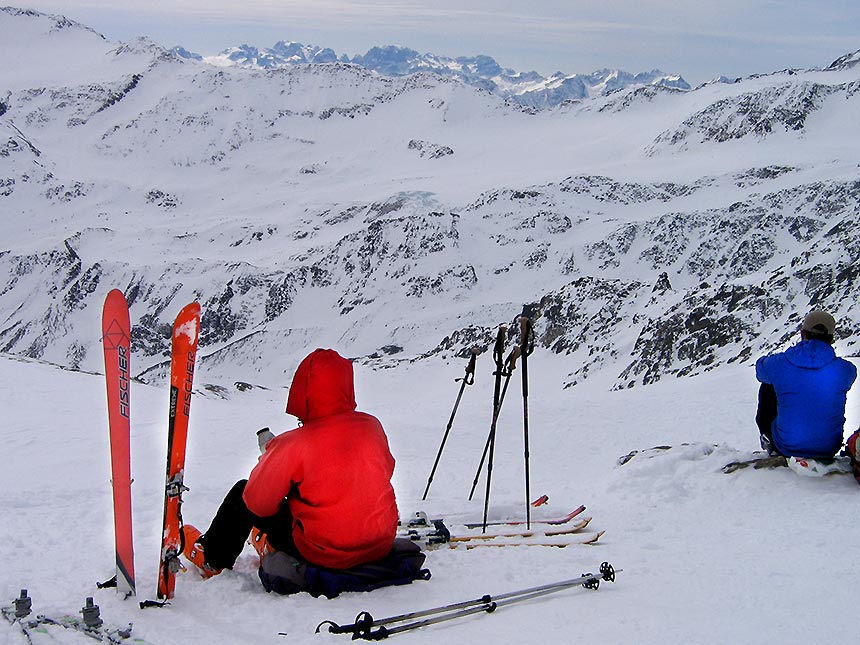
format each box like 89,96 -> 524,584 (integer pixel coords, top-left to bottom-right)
102,289 -> 135,598
155,301 -> 201,602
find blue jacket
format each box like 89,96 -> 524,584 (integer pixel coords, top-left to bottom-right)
756,340 -> 856,457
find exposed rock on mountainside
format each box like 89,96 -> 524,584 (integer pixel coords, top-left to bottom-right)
651,81 -> 857,149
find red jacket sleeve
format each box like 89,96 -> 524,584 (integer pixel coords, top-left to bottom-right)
243,430 -> 303,517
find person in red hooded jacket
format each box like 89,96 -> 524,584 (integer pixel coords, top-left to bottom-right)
182,348 -> 399,575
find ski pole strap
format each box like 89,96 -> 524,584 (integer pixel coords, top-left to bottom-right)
139,598 -> 169,609
461,348 -> 478,385
492,325 -> 506,370
96,575 -> 117,590
506,345 -> 520,373
519,316 -> 534,358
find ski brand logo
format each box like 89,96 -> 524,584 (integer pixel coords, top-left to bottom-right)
118,345 -> 130,419
169,388 -> 178,419
103,320 -> 128,351
183,350 -> 195,415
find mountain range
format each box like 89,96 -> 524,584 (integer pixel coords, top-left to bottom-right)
176,41 -> 692,108
1,5 -> 859,393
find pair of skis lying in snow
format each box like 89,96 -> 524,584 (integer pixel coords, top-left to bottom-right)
618,442 -> 853,477
722,453 -> 852,476
399,504 -> 605,548
2,590 -> 148,644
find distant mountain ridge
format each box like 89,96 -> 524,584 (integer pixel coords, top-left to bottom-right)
173,41 -> 691,108
2,6 -> 860,392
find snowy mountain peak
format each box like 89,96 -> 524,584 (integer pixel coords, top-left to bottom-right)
0,5 -> 99,34
170,45 -> 202,61
208,40 -> 341,68
191,39 -> 691,108
828,48 -> 860,70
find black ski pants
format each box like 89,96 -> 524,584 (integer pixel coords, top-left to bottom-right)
755,382 -> 781,455
755,383 -> 777,438
200,479 -> 300,570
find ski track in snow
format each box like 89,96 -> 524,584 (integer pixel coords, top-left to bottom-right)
1,353 -> 858,644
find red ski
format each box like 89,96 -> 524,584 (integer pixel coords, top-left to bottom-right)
102,289 -> 135,598
462,505 -> 586,529
450,517 -> 593,542
153,302 -> 201,603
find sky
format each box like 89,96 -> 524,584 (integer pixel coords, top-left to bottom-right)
13,1 -> 860,86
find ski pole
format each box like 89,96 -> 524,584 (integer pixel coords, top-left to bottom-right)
467,345 -> 519,501
315,563 -> 619,640
319,567 -> 616,637
519,316 -> 535,529
422,349 -> 478,500
479,325 -> 509,533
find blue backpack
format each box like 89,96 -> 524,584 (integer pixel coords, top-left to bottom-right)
258,538 -> 431,599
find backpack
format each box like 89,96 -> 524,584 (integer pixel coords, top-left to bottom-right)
847,429 -> 860,485
258,538 -> 431,599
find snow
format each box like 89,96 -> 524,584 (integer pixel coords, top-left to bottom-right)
3,7 -> 860,643
174,320 -> 199,345
1,350 -> 859,644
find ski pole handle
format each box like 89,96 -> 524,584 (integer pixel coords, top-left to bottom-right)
493,325 -> 507,368
519,316 -> 534,357
461,348 -> 478,385
257,427 -> 274,453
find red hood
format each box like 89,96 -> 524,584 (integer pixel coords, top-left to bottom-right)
285,349 -> 356,422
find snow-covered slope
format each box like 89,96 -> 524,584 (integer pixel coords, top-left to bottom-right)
1,348 -> 859,644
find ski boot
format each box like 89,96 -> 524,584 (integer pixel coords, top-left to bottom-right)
181,525 -> 222,579
249,527 -> 274,562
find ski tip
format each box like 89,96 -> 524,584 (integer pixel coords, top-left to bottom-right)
173,302 -> 202,343
584,530 -> 606,544
182,301 -> 202,315
564,505 -> 587,520
104,288 -> 126,304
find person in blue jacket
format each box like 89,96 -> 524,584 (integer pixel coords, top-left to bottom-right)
755,310 -> 856,458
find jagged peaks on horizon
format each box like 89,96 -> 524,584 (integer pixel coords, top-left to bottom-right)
0,4 -> 690,107
171,37 -> 860,106
175,39 -> 692,106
